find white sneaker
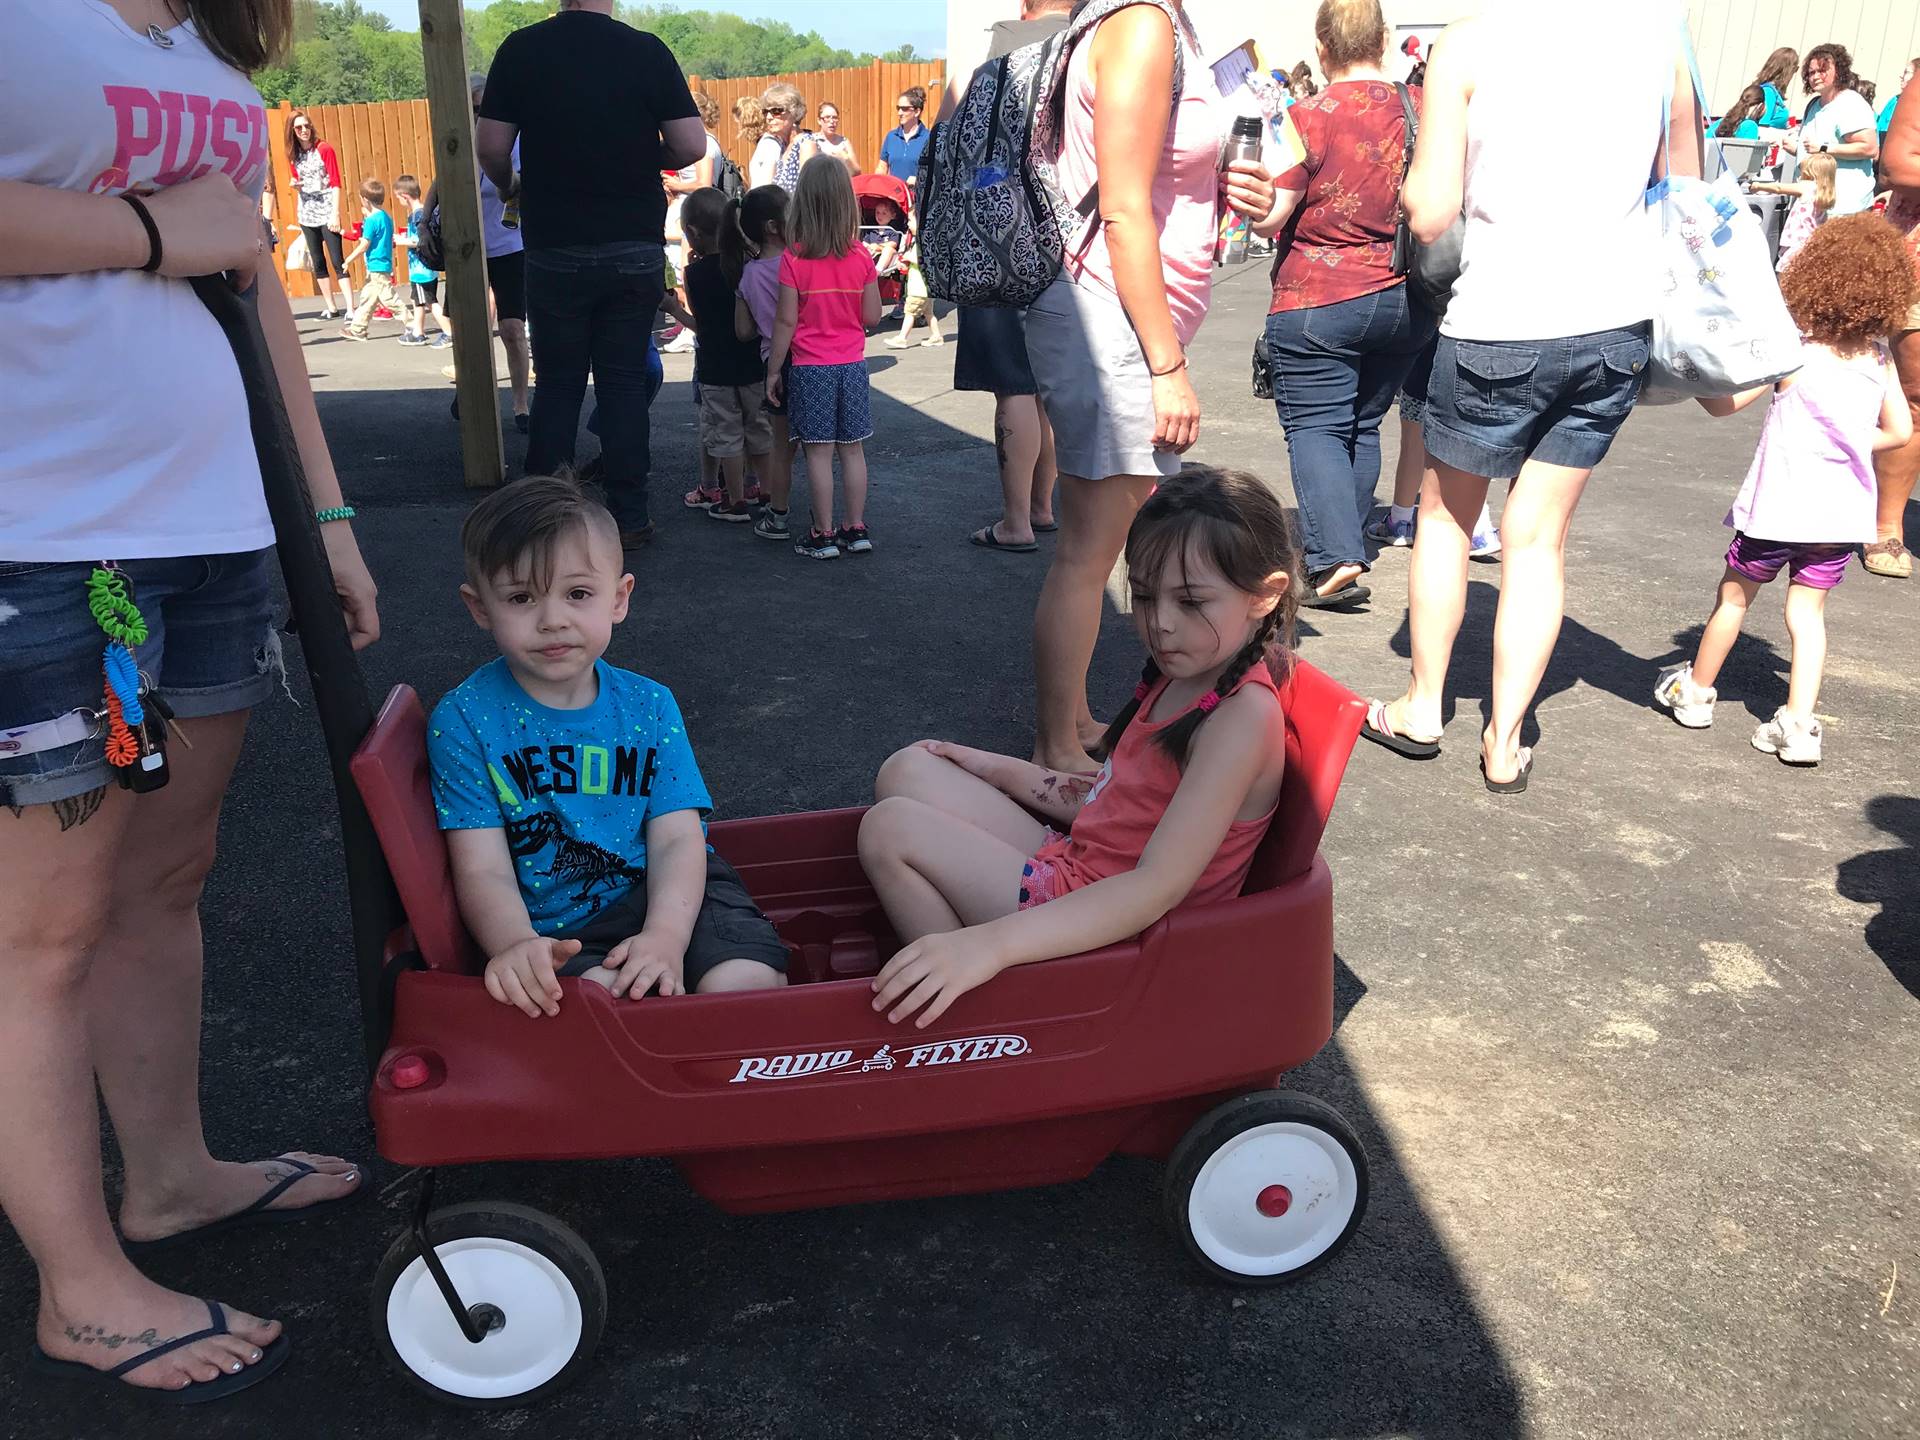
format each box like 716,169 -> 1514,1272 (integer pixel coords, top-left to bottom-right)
1652,662 -> 1716,728
1752,708 -> 1821,765
1469,526 -> 1502,561
662,330 -> 697,354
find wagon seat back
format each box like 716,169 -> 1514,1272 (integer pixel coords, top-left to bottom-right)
351,684 -> 480,973
1238,659 -> 1366,894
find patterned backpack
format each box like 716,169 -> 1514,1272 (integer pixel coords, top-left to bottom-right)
917,0 -> 1188,308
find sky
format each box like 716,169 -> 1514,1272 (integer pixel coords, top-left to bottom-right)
361,2 -> 948,57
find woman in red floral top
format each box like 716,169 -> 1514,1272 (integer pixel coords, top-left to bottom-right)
1872,67 -> 1920,579
1252,0 -> 1435,608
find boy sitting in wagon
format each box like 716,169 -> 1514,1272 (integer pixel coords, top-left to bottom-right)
428,475 -> 788,1016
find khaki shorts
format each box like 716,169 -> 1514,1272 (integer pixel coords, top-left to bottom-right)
697,382 -> 774,459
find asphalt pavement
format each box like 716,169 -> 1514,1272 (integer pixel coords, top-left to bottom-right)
1,261 -> 1915,1439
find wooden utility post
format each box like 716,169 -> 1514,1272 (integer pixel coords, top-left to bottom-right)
418,0 -> 503,490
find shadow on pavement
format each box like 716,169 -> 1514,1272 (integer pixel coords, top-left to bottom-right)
0,379 -> 1525,1439
1836,794 -> 1920,1002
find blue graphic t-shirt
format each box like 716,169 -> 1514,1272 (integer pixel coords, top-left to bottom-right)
427,659 -> 713,934
406,205 -> 435,283
362,206 -> 394,273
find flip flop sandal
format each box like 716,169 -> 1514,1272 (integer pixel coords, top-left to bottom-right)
1481,746 -> 1534,794
1031,520 -> 1059,533
969,524 -> 1038,553
1299,581 -> 1371,609
122,1157 -> 364,1255
1360,699 -> 1441,759
30,1300 -> 291,1405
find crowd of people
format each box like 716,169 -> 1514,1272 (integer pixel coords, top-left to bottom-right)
2,0 -> 1918,1406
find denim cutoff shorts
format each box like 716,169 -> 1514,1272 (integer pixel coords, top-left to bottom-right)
1423,322 -> 1651,479
0,551 -> 281,808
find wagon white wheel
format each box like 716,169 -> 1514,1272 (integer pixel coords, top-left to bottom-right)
372,1202 -> 606,1407
1164,1091 -> 1369,1285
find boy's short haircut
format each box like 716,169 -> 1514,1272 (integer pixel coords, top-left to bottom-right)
461,473 -> 624,590
393,174 -> 422,200
359,177 -> 386,206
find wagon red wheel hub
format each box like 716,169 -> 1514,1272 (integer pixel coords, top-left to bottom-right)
1255,1184 -> 1292,1217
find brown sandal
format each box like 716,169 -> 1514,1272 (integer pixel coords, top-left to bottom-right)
1862,539 -> 1912,579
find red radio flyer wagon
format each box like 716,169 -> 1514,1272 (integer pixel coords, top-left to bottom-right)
349,662 -> 1369,1406
188,275 -> 1371,1412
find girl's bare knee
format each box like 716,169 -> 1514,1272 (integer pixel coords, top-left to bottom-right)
695,961 -> 786,993
874,743 -> 944,801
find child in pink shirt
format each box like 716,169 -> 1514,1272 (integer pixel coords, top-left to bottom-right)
1654,216 -> 1915,767
767,156 -> 881,560
725,184 -> 798,541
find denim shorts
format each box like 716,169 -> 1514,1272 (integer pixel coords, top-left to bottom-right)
0,552 -> 281,808
1423,323 -> 1651,479
786,361 -> 872,446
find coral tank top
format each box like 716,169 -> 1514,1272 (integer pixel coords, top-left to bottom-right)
1033,661 -> 1287,907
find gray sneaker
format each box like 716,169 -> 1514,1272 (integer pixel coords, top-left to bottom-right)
1752,707 -> 1821,765
1652,662 -> 1716,728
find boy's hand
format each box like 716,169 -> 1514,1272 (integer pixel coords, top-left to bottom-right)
871,929 -> 1004,1029
604,931 -> 688,998
484,937 -> 580,1017
766,370 -> 785,406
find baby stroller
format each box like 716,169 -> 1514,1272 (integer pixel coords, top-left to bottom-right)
854,172 -> 913,307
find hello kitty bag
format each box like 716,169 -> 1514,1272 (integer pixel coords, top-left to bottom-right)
1642,22 -> 1802,400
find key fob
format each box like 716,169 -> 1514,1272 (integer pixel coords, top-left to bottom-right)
120,718 -> 170,793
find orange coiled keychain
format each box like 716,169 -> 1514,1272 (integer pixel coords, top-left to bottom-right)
103,688 -> 140,767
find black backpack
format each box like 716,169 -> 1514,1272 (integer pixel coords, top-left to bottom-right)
413,197 -> 445,272
715,150 -> 747,202
917,0 -> 1187,307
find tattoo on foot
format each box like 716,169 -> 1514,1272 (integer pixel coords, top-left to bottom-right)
64,1324 -> 168,1352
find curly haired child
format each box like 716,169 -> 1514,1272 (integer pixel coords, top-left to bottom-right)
1654,213 -> 1917,765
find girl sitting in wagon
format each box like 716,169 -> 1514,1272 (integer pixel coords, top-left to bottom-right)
859,467 -> 1302,1027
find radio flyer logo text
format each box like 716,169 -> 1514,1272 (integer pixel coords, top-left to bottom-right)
730,1034 -> 1030,1083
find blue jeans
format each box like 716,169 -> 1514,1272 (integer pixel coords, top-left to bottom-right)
525,242 -> 667,530
1266,285 -> 1435,575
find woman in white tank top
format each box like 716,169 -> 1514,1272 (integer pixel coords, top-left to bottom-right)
1362,0 -> 1701,794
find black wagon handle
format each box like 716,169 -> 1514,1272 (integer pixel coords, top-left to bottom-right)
190,274 -> 401,1076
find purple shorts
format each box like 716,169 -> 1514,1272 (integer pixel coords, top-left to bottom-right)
1726,533 -> 1851,590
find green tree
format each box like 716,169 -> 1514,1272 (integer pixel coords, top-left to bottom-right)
256,2 -> 933,106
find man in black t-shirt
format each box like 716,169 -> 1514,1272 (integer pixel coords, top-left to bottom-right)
477,0 -> 704,544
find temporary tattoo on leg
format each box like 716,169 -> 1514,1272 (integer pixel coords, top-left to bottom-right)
994,412 -> 1012,479
51,788 -> 107,832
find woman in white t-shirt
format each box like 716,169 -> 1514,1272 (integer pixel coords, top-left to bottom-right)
1363,1 -> 1699,793
664,89 -> 724,260
0,0 -> 373,1402
1784,45 -> 1881,216
814,101 -> 860,173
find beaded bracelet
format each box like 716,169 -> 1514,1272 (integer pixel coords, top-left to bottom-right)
316,505 -> 356,523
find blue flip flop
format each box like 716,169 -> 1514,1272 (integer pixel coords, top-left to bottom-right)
29,1299 -> 290,1405
122,1157 -> 363,1255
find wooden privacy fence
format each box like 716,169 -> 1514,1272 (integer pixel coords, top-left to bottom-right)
266,98 -> 437,299
264,60 -> 945,296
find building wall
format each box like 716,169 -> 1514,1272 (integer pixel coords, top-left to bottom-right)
945,2 -> 1917,120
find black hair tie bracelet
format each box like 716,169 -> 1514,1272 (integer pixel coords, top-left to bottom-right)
118,192 -> 163,273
